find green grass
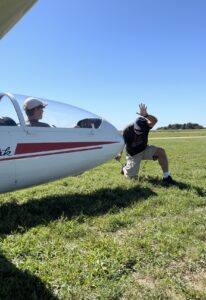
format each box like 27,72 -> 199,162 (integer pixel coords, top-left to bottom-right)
150,128 -> 206,138
1,130 -> 206,299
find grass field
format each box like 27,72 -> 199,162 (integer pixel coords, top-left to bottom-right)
1,130 -> 206,300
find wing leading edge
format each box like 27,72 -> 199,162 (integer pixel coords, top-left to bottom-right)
0,0 -> 37,39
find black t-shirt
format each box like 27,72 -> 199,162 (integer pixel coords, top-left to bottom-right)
26,120 -> 50,127
123,123 -> 150,156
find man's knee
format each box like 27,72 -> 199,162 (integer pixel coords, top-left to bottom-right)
153,147 -> 166,160
124,161 -> 140,178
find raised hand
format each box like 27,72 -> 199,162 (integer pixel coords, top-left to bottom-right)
137,103 -> 147,117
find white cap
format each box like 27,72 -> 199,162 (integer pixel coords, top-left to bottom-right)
23,97 -> 48,111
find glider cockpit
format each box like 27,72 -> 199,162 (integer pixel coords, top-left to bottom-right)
0,92 -> 103,130
0,92 -> 124,193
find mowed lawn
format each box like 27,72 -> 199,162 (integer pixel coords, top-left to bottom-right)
1,130 -> 206,300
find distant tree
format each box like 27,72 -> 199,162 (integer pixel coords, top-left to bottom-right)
157,123 -> 204,130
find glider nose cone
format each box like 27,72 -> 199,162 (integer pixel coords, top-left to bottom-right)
100,119 -> 124,156
115,129 -> 124,150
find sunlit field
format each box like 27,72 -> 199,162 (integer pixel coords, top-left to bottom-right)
1,130 -> 206,300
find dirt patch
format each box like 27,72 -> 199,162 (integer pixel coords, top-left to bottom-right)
184,270 -> 206,292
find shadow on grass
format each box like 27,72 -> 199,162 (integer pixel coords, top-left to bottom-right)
0,251 -> 58,300
0,186 -> 156,235
146,176 -> 206,197
0,186 -> 155,299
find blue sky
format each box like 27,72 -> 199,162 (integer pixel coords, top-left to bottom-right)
1,0 -> 206,129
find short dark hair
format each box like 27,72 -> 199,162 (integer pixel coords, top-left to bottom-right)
25,108 -> 36,117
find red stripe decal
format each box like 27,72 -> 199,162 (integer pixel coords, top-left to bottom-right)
15,141 -> 116,155
0,146 -> 102,162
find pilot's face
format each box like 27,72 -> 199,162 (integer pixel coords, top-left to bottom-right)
33,105 -> 44,120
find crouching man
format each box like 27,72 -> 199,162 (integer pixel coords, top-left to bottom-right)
115,103 -> 175,184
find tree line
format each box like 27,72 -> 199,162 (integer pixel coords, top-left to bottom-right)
157,123 -> 204,130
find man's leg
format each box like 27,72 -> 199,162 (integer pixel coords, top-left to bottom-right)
152,147 -> 175,183
123,153 -> 142,178
153,147 -> 169,173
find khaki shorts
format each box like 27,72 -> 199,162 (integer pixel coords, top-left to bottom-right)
123,145 -> 157,178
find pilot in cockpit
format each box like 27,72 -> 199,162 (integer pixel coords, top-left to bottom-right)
23,97 -> 50,127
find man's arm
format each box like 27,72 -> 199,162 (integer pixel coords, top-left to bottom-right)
137,103 -> 158,128
145,114 -> 157,128
115,149 -> 123,161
